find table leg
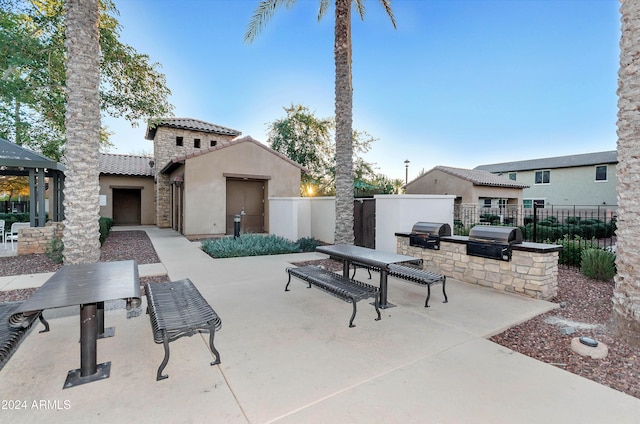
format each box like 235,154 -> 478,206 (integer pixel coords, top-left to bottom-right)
343,260 -> 351,279
378,269 -> 396,309
63,303 -> 111,389
97,301 -> 115,338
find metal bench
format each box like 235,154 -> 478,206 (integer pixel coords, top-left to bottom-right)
387,264 -> 448,307
285,265 -> 381,328
145,279 -> 221,381
1,301 -> 49,370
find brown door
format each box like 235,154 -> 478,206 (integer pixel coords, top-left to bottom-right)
112,189 -> 141,225
226,179 -> 265,234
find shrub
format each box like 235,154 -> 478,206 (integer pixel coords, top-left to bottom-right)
45,237 -> 64,264
296,237 -> 320,252
581,248 -> 616,281
553,235 -> 594,267
99,217 -> 114,245
201,233 -> 301,258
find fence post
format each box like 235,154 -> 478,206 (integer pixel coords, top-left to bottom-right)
533,204 -> 538,243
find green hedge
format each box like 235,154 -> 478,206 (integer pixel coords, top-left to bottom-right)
99,217 -> 114,245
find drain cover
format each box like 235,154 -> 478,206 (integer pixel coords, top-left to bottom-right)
579,336 -> 598,347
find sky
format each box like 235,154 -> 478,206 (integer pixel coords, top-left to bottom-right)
103,0 -> 621,181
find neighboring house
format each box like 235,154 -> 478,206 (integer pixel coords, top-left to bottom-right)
98,153 -> 155,225
145,118 -> 305,236
405,166 -> 529,225
474,151 -> 617,207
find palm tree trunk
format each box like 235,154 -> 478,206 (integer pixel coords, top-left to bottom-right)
62,0 -> 101,264
613,0 -> 640,344
333,0 -> 355,244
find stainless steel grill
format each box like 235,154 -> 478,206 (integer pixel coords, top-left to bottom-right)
467,226 -> 522,261
409,222 -> 452,250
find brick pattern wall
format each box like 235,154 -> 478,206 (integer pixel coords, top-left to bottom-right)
17,222 -> 65,255
397,237 -> 559,300
153,127 -> 236,228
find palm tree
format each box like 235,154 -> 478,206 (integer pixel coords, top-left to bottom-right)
245,0 -> 395,244
62,0 -> 102,264
613,0 -> 640,344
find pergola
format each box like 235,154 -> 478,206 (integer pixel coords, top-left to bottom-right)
0,137 -> 65,226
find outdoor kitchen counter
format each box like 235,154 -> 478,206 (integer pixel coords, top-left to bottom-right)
395,233 -> 563,253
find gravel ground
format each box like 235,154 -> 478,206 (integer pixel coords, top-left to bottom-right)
1,237 -> 637,400
0,230 -> 167,301
293,258 -> 640,400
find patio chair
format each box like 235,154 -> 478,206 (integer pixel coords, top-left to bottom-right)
6,222 -> 30,250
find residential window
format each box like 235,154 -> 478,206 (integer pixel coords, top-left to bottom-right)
595,165 -> 607,181
534,170 -> 550,184
524,199 -> 545,209
482,199 -> 492,208
194,138 -> 201,148
508,173 -> 517,181
210,140 -> 217,147
176,136 -> 183,147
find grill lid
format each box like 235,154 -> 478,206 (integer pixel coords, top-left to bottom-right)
411,222 -> 452,237
468,226 -> 522,244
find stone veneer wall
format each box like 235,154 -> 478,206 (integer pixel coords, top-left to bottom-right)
153,127 -> 236,228
18,222 -> 64,255
396,236 -> 561,300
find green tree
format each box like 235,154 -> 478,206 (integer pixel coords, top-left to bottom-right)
245,0 -> 396,244
268,104 -> 334,196
62,0 -> 101,264
267,104 -> 385,197
0,0 -> 173,160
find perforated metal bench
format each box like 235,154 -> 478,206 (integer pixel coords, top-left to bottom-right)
1,301 -> 49,370
387,263 -> 448,307
145,279 -> 221,381
286,265 -> 381,328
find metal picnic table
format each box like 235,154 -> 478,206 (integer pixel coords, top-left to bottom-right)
10,260 -> 140,389
315,244 -> 421,309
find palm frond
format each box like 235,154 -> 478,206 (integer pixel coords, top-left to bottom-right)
354,0 -> 366,20
244,0 -> 298,43
377,0 -> 397,28
318,0 -> 329,21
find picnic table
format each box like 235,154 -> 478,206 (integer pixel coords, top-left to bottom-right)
315,244 -> 421,309
10,260 -> 140,389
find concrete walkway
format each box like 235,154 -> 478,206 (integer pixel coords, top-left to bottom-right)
1,227 -> 639,423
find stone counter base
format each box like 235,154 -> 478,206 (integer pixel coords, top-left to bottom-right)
17,222 -> 64,255
397,237 -> 559,300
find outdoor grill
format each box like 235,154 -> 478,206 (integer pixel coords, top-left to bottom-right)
467,226 -> 523,261
409,222 -> 452,250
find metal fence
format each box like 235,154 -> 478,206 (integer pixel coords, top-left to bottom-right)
453,204 -> 617,266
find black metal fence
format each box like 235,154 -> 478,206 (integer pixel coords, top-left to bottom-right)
453,204 -> 617,266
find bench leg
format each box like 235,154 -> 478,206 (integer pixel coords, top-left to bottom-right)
208,324 -> 221,366
348,297 -> 358,328
285,273 -> 292,291
38,313 -> 50,333
373,294 -> 381,322
442,277 -> 448,303
425,284 -> 432,308
157,331 -> 170,381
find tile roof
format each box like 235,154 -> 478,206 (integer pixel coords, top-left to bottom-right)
474,151 -> 617,173
99,153 -> 155,177
159,136 -> 307,174
433,166 -> 530,188
145,118 -> 242,140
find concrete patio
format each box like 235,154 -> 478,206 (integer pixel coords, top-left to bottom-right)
1,227 -> 639,423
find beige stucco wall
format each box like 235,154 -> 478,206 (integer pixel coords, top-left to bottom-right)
406,169 -> 523,204
98,175 -> 155,225
174,141 -> 301,236
153,126 -> 236,227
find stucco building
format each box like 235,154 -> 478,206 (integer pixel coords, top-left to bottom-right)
475,151 -> 617,207
98,117 -> 304,236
